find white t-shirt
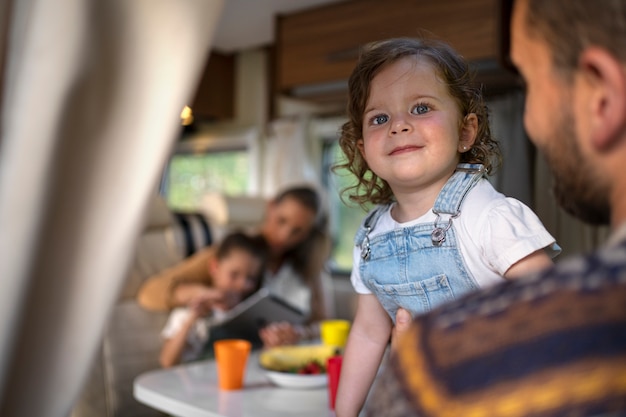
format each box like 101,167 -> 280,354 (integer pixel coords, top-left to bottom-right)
161,307 -> 228,363
351,180 -> 560,293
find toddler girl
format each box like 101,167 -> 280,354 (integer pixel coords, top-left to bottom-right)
334,37 -> 560,416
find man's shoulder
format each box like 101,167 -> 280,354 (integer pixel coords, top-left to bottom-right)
422,238 -> 626,336
367,240 -> 626,417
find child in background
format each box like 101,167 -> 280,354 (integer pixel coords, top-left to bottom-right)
159,231 -> 268,368
138,185 -> 333,347
334,37 -> 561,416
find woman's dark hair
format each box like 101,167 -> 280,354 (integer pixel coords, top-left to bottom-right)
273,186 -> 330,321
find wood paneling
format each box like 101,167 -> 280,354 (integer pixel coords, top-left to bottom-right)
191,51 -> 235,121
275,0 -> 499,93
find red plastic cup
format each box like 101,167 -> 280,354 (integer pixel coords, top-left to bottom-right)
327,355 -> 343,410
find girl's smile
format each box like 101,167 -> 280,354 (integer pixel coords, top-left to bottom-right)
389,144 -> 424,156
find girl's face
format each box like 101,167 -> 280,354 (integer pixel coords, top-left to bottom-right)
358,57 -> 476,198
260,197 -> 316,257
210,248 -> 262,294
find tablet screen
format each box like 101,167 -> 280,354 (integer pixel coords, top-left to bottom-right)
208,288 -> 307,339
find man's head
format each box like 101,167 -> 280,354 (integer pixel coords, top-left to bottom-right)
510,0 -> 626,226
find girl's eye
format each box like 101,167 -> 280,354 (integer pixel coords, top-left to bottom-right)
371,114 -> 389,125
411,103 -> 430,115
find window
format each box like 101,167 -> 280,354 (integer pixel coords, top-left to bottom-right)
160,125 -> 259,211
322,139 -> 368,273
160,120 -> 364,274
162,150 -> 249,211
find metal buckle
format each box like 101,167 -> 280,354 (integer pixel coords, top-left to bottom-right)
431,210 -> 460,246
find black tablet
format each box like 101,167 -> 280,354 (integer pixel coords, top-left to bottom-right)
208,287 -> 307,336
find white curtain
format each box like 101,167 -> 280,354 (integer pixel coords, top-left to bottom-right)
0,1 -> 223,416
488,91 -> 534,206
261,116 -> 323,197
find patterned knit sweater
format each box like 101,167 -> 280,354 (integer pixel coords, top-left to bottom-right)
365,236 -> 626,417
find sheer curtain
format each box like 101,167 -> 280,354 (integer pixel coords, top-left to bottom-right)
261,116 -> 324,197
488,90 -> 535,206
0,1 -> 223,416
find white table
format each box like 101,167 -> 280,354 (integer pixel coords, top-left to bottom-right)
134,351 -> 336,417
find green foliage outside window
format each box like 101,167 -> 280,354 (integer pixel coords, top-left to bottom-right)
165,151 -> 248,211
325,141 -> 370,272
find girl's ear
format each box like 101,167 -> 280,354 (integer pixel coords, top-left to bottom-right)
459,113 -> 478,153
579,47 -> 626,151
356,138 -> 366,158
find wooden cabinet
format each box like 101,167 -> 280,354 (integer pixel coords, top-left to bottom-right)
191,51 -> 235,121
275,0 -> 512,98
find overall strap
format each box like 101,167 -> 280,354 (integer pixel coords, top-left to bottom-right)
430,163 -> 485,246
354,204 -> 389,246
433,163 -> 486,215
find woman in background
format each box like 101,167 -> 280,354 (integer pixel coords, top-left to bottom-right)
137,185 -> 333,347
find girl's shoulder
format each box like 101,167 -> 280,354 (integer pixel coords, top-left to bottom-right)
462,179 -> 554,242
464,180 -> 536,218
463,179 -> 524,217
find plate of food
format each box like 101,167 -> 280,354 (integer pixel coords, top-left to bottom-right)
258,344 -> 340,389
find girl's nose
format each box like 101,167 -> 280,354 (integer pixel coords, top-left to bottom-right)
390,117 -> 411,135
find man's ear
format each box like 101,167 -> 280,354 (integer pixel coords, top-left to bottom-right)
458,113 -> 478,152
579,47 -> 626,151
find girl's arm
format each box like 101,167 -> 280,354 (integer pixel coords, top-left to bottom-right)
335,294 -> 392,417
504,249 -> 553,279
159,310 -> 199,368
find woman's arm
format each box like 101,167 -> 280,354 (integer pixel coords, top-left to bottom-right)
335,294 -> 392,417
137,247 -> 214,311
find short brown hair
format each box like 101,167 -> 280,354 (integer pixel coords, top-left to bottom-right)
524,0 -> 626,78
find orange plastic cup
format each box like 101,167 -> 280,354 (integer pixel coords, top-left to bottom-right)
213,339 -> 252,390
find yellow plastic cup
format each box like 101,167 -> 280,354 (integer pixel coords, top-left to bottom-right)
213,339 -> 252,390
320,319 -> 351,348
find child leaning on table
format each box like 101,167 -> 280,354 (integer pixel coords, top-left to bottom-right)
333,37 -> 561,417
159,231 -> 268,368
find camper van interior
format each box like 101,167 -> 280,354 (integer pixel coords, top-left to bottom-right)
0,1 -> 609,417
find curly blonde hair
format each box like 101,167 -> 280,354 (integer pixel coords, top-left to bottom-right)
334,37 -> 502,209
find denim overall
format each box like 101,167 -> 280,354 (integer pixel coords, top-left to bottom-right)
355,163 -> 486,322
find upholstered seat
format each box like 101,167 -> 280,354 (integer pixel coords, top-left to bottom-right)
71,194 -> 223,417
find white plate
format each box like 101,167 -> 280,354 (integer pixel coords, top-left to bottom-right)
262,369 -> 327,389
258,344 -> 338,389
